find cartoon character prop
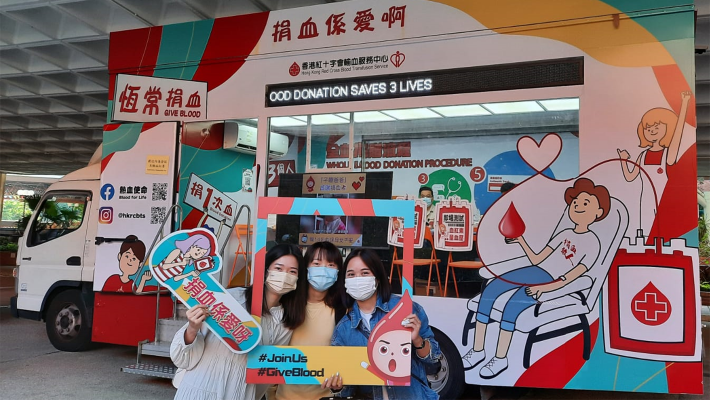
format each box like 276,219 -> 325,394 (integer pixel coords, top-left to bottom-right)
362,291 -> 414,385
149,228 -> 261,353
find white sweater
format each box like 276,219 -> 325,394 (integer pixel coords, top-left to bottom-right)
170,288 -> 292,400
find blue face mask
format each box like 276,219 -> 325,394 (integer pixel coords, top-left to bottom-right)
422,197 -> 432,206
307,266 -> 338,292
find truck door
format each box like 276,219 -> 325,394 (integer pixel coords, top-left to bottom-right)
16,191 -> 92,313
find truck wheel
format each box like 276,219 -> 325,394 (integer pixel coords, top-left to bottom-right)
45,290 -> 92,352
428,328 -> 465,400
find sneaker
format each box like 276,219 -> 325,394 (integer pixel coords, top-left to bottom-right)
479,356 -> 508,379
461,349 -> 486,371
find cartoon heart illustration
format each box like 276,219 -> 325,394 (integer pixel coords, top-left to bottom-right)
516,133 -> 562,173
352,181 -> 362,190
359,176 -> 365,182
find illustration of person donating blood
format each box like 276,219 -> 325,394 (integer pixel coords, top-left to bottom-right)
461,178 -> 610,379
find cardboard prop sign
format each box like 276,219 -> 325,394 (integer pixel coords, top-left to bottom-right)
387,197 -> 427,249
433,196 -> 475,251
149,228 -> 261,353
246,197 -> 416,386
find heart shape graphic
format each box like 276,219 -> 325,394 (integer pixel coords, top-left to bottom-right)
390,51 -> 405,68
359,176 -> 365,182
516,133 -> 562,173
352,181 -> 362,190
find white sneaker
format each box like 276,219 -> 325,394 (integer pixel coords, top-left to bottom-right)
479,356 -> 508,379
461,349 -> 486,371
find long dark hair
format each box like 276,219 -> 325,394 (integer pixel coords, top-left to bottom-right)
300,241 -> 346,323
338,248 -> 392,309
245,243 -> 307,329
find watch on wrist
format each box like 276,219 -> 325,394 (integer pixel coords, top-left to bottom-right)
413,339 -> 426,350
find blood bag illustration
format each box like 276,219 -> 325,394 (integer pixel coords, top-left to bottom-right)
603,233 -> 701,362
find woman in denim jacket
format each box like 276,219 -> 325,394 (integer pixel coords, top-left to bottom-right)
327,248 -> 441,400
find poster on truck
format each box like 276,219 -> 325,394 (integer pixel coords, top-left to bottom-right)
95,123 -> 177,293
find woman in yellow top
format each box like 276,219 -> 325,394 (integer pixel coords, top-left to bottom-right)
274,241 -> 346,400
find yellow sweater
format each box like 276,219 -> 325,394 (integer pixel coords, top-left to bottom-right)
274,301 -> 335,400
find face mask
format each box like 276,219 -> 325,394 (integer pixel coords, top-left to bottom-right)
345,276 -> 377,301
308,266 -> 338,292
266,271 -> 298,295
421,197 -> 432,206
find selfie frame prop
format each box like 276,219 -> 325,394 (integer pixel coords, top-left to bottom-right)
246,197 -> 415,386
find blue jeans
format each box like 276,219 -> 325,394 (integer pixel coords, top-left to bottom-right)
475,266 -> 553,331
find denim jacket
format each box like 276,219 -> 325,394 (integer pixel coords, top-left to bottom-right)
330,294 -> 442,400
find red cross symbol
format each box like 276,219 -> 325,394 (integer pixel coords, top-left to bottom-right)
632,291 -> 670,325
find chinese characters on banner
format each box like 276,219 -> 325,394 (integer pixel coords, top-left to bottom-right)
184,173 -> 238,227
268,160 -> 296,188
273,5 -> 406,43
387,197 -> 426,248
434,197 -> 474,251
149,228 -> 261,353
113,74 -> 207,123
301,173 -> 366,194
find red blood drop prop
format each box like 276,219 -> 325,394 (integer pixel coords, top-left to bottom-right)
499,203 -> 526,238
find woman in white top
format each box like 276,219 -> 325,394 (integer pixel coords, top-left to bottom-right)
170,243 -> 307,400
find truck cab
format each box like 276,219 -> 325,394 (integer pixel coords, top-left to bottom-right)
12,163 -> 100,351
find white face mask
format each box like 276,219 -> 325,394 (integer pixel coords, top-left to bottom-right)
266,271 -> 298,295
345,276 -> 377,301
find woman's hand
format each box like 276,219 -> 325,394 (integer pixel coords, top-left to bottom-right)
617,149 -> 630,160
186,305 -> 209,333
402,313 -> 423,345
321,372 -> 343,391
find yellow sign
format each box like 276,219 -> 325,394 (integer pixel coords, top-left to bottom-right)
146,155 -> 170,175
302,173 -> 366,194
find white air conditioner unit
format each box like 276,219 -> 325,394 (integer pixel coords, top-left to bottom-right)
223,122 -> 288,159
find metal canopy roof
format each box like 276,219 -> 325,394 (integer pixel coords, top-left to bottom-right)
0,0 -> 708,176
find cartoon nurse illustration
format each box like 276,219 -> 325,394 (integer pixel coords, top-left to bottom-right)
102,235 -> 152,293
152,232 -> 215,283
617,91 -> 692,232
362,292 -> 414,386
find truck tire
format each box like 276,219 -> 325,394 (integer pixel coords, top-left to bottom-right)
428,328 -> 465,400
45,290 -> 92,352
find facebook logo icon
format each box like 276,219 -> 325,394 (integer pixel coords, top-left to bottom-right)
100,184 -> 115,201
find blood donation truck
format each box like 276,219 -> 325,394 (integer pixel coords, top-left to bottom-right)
11,0 -> 703,397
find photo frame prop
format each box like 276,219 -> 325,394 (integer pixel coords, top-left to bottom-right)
387,197 -> 426,249
246,197 -> 416,386
149,228 -> 261,353
433,196 -> 475,251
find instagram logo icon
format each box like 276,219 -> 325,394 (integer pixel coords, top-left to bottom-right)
99,207 -> 113,224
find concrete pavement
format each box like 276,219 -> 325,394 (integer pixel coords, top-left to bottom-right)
1,267 -> 707,400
